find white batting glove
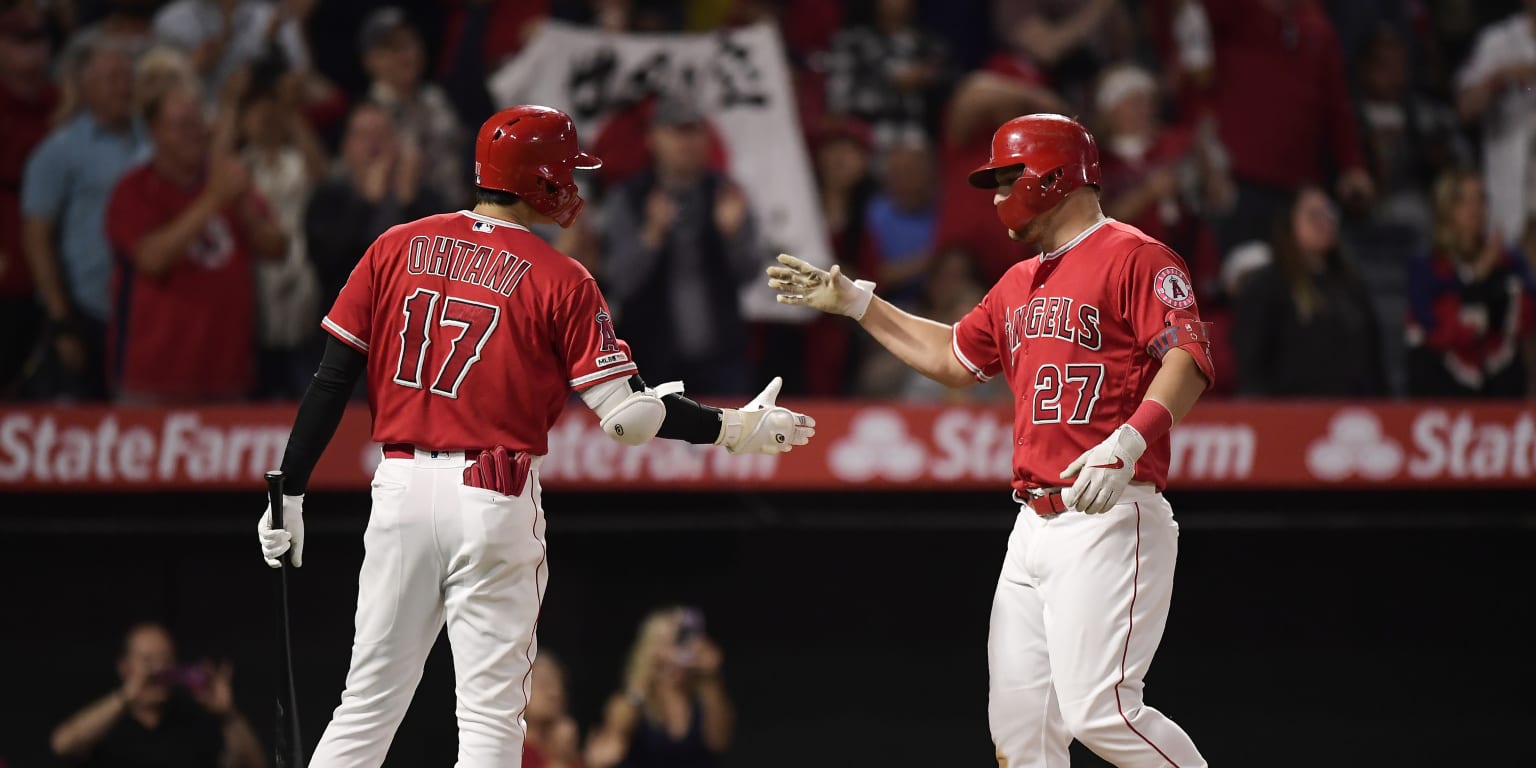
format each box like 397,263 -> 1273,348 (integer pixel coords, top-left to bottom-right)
1060,426 -> 1146,515
766,253 -> 877,320
257,495 -> 305,568
717,377 -> 816,455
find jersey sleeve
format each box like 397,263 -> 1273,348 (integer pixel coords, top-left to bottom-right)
951,288 -> 1004,382
556,278 -> 638,390
321,241 -> 375,354
1121,242 -> 1215,384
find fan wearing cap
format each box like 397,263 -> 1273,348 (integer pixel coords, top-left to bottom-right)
253,105 -> 816,767
769,113 -> 1213,767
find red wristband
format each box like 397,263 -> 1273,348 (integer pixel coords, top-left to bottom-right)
1126,399 -> 1173,444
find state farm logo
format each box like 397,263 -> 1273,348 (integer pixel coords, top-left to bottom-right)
829,409 -> 926,481
1307,409 -> 1404,481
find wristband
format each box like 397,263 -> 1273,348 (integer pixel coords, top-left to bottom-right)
1125,399 -> 1173,444
848,279 -> 876,321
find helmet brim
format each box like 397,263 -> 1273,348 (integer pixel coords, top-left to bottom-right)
967,161 -> 1021,189
574,152 -> 603,171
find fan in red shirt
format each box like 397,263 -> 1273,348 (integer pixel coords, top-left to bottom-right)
106,86 -> 286,402
253,105 -> 814,767
0,6 -> 57,391
770,114 -> 1213,767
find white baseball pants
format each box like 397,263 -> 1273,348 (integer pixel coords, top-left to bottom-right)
988,485 -> 1206,768
308,449 -> 548,768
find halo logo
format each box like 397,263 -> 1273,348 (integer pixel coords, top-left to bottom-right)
1306,410 -> 1404,481
829,409 -> 926,481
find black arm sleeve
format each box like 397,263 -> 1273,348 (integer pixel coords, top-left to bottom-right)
629,375 -> 725,445
279,336 -> 367,494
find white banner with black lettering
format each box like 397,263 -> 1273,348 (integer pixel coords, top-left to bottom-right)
487,21 -> 824,322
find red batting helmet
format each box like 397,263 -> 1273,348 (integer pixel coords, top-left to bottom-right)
967,114 -> 1101,232
474,105 -> 602,228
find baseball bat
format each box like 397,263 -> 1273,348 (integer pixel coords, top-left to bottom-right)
265,471 -> 305,768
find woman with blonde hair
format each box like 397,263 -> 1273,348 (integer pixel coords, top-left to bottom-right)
1405,169 -> 1536,397
585,607 -> 733,768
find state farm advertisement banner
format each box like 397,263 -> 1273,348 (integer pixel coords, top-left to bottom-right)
1,402 -> 1534,492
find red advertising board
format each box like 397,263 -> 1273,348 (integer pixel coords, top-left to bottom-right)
1,401 -> 1534,492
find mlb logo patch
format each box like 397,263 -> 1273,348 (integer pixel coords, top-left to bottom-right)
472,221 -> 496,233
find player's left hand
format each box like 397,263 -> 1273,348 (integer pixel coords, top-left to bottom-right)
717,377 -> 816,454
257,494 -> 305,567
1060,425 -> 1146,514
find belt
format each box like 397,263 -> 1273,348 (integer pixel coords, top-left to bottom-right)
381,443 -> 485,461
1014,487 -> 1071,516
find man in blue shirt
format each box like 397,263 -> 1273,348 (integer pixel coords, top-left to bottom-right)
21,37 -> 145,399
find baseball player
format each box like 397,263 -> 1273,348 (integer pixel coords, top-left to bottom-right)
769,114 -> 1211,767
254,104 -> 815,768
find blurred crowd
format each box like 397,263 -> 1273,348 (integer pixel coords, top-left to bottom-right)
45,609 -> 732,768
2,0 -> 1535,403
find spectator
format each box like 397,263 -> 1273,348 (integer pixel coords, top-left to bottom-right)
152,0 -> 310,102
585,607 -> 733,768
232,63 -> 327,398
20,37 -> 143,401
0,4 -> 57,394
65,0 -> 162,62
993,0 -> 1134,108
931,56 -> 1067,283
524,652 -> 583,768
865,135 -> 937,308
1200,0 -> 1375,251
1456,0 -> 1536,249
304,101 -> 441,314
359,5 -> 467,209
106,84 -> 286,402
1356,26 -> 1466,240
134,44 -> 201,112
602,95 -> 759,396
49,622 -> 264,768
1406,169 -> 1536,398
822,0 -> 950,151
1094,63 -> 1230,297
1233,186 -> 1386,397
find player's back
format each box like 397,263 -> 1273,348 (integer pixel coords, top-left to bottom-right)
323,210 -> 635,454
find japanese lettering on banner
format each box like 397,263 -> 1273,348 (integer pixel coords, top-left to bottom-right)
3,402 -> 1536,492
487,21 -> 826,322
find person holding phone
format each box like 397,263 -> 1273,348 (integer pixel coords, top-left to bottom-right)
585,607 -> 733,768
49,622 -> 264,768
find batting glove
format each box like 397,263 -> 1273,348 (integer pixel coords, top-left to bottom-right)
1060,426 -> 1146,515
257,494 -> 305,568
767,254 -> 877,320
717,376 -> 816,455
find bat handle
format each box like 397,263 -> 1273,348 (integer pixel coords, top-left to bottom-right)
265,470 -> 285,531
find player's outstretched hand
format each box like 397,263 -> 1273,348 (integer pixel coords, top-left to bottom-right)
716,376 -> 816,455
1060,426 -> 1145,515
767,253 -> 877,320
257,494 -> 306,567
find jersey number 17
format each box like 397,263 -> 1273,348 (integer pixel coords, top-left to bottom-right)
392,287 -> 501,398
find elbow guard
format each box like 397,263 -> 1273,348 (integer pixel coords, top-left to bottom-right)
582,376 -> 686,446
1147,310 -> 1216,387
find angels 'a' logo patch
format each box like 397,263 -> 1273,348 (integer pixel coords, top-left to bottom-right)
1154,266 -> 1195,309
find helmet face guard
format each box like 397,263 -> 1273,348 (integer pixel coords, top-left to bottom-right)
475,106 -> 602,228
968,114 -> 1100,232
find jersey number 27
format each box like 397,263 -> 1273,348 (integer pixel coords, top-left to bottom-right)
393,288 -> 501,398
1031,363 -> 1105,424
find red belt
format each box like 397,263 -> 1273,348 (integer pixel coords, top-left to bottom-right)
1017,489 -> 1070,516
382,443 -> 485,461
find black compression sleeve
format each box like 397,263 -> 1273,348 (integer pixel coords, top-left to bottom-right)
630,375 -> 725,445
279,336 -> 367,494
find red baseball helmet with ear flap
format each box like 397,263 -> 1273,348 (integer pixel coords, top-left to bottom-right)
474,105 -> 602,228
967,114 -> 1101,232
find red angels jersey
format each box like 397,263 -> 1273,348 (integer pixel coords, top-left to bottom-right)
951,219 -> 1206,493
323,210 -> 637,454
